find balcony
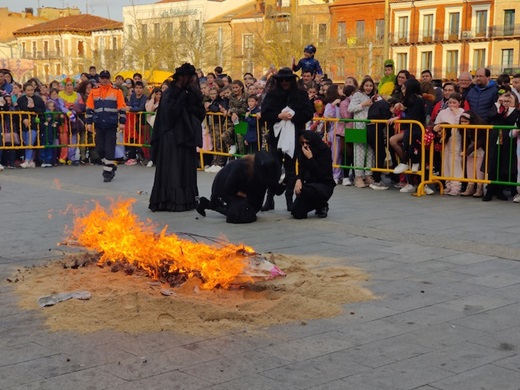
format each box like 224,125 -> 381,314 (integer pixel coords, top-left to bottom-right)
489,24 -> 520,38
19,50 -> 62,60
389,28 -> 494,46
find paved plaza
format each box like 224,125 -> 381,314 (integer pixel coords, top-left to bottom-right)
1,164 -> 520,390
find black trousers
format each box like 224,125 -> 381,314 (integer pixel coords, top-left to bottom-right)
291,184 -> 328,219
94,124 -> 117,161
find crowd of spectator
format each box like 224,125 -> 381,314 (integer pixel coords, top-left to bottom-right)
2,57 -> 520,203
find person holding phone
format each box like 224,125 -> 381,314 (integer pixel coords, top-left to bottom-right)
292,131 -> 335,219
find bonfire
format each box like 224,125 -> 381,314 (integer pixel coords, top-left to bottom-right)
64,198 -> 285,290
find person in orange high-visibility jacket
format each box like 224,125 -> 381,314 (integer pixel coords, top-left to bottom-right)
85,70 -> 126,182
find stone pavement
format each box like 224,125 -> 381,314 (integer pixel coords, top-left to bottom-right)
1,165 -> 520,390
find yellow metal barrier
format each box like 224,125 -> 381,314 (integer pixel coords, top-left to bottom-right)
313,117 -> 428,196
431,123 -> 519,194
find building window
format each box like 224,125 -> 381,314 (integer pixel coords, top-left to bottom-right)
502,49 -> 514,67
166,23 -> 173,40
32,41 -> 36,58
112,37 -> 117,50
423,14 -> 434,40
318,24 -> 327,43
128,25 -> 133,38
421,51 -> 433,71
141,24 -> 147,40
397,16 -> 408,41
180,21 -> 188,38
154,23 -> 160,39
376,19 -> 385,41
448,12 -> 460,38
396,52 -> 407,70
473,49 -> 486,70
504,10 -> 515,36
356,20 -> 365,39
78,41 -> 84,56
242,60 -> 254,74
446,50 -> 459,78
356,56 -> 365,76
337,22 -> 346,43
475,10 -> 488,37
55,40 -> 60,55
337,58 -> 345,78
277,0 -> 290,6
302,24 -> 312,42
243,34 -> 254,56
276,20 -> 289,34
374,55 -> 383,74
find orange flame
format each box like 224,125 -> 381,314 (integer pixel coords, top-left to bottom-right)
68,198 -> 255,289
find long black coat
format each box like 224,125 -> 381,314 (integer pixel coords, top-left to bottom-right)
260,86 -> 314,147
210,152 -> 282,213
149,83 -> 206,212
487,106 -> 519,182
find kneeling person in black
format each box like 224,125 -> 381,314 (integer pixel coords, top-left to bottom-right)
197,151 -> 284,223
292,131 -> 336,219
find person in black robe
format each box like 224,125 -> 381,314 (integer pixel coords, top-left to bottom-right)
149,63 -> 206,212
260,67 -> 314,212
196,151 -> 284,223
292,131 -> 336,219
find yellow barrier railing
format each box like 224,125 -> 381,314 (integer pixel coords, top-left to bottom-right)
431,123 -> 519,194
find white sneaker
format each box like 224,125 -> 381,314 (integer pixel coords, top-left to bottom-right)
228,145 -> 237,155
206,165 -> 222,173
369,182 -> 389,190
399,184 -> 416,193
424,185 -> 434,195
146,161 -> 154,168
334,178 -> 341,185
0,164 -> 4,171
393,163 -> 409,174
411,163 -> 420,172
513,194 -> 520,203
342,178 -> 352,186
41,163 -> 52,168
20,161 -> 35,169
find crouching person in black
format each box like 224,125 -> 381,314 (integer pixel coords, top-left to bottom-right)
196,151 -> 284,223
292,131 -> 336,219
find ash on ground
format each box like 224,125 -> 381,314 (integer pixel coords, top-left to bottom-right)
12,253 -> 375,336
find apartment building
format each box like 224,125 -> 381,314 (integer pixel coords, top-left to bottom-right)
13,14 -> 123,82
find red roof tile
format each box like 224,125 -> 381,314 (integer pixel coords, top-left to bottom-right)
13,14 -> 122,35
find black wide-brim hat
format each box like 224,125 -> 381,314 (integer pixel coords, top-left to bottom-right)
272,67 -> 297,79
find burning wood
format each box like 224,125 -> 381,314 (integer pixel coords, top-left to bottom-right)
64,198 -> 285,290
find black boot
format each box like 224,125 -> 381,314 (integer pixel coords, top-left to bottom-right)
102,163 -> 117,182
196,197 -> 210,217
261,194 -> 274,211
286,195 -> 294,212
482,185 -> 494,201
496,191 -> 508,201
315,206 -> 329,218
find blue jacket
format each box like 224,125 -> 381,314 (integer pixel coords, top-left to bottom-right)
292,57 -> 323,75
465,80 -> 498,123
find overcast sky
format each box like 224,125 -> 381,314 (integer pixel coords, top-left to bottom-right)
3,0 -> 147,21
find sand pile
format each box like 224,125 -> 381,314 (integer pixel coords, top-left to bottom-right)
12,253 -> 375,336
